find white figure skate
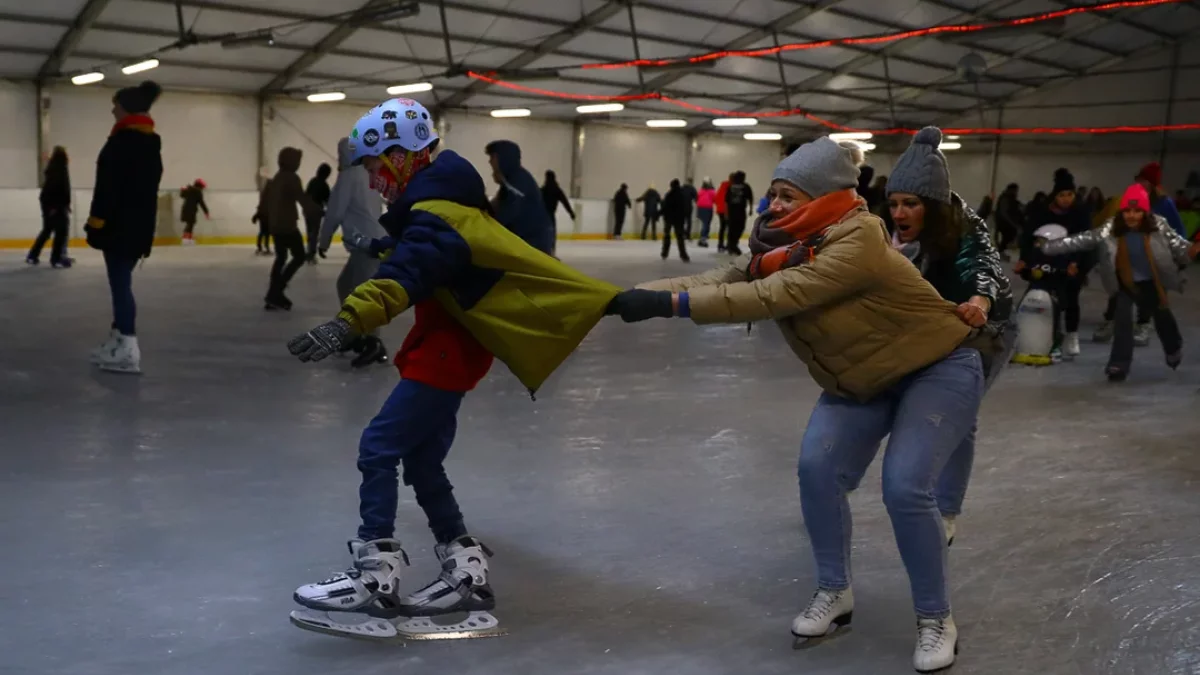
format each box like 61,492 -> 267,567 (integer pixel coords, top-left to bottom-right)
791,588 -> 854,649
290,535 -> 503,642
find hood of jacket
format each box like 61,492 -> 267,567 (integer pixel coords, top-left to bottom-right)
316,163 -> 332,180
336,137 -> 354,170
278,147 -> 302,173
486,140 -> 522,182
382,150 -> 490,238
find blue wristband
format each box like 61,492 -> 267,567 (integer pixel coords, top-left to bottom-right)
677,292 -> 691,318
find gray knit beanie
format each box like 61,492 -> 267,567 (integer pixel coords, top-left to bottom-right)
771,136 -> 864,198
886,126 -> 950,204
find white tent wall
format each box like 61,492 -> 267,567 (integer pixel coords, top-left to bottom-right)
0,80 -> 1197,246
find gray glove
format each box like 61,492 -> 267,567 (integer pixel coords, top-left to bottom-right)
288,318 -> 355,363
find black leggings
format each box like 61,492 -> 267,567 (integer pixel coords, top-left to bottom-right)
1104,293 -> 1149,325
256,219 -> 271,251
269,231 -> 306,298
28,211 -> 69,262
1110,281 -> 1182,369
1057,277 -> 1081,333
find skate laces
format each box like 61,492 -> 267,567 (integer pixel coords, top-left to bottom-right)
802,590 -> 840,620
917,619 -> 949,652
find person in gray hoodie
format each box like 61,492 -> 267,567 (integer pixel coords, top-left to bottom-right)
485,140 -> 554,254
318,137 -> 389,368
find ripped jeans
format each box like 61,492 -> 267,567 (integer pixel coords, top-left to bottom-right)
797,348 -> 983,618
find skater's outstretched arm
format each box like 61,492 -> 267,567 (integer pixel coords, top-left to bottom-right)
1151,213 -> 1195,266
1041,222 -> 1108,258
638,257 -> 750,293
338,211 -> 470,334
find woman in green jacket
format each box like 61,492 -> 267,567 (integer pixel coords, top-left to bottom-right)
885,127 -> 1014,545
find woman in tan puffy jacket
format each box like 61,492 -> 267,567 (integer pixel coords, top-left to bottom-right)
606,137 -> 983,673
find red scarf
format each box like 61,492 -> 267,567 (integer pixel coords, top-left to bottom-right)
111,114 -> 155,136
748,189 -> 865,279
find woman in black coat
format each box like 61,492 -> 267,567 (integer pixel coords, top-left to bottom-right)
27,146 -> 72,267
83,81 -> 164,374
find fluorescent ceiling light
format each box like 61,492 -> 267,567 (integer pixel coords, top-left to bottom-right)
946,135 -> 961,140
939,142 -> 962,150
490,108 -> 531,118
854,142 -> 877,151
712,118 -> 757,127
828,132 -> 873,141
646,119 -> 687,128
71,72 -> 104,85
576,102 -> 624,114
744,132 -> 782,141
121,59 -> 159,75
387,82 -> 433,95
307,92 -> 346,103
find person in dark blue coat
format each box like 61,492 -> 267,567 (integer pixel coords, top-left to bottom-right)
485,140 -> 554,254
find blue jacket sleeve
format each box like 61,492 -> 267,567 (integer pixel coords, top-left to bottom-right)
338,210 -> 470,333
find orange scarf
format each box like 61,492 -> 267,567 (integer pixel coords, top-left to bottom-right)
111,114 -> 155,136
748,189 -> 865,279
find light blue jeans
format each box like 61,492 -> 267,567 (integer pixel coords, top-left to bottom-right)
797,348 -> 984,618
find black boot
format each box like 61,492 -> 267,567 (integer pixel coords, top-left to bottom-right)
351,336 -> 389,368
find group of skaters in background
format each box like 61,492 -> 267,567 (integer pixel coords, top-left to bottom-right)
611,171 -> 757,262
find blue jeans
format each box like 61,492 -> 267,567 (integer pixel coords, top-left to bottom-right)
103,250 -> 138,336
697,208 -> 713,241
797,348 -> 983,618
357,379 -> 468,545
933,325 -> 1019,516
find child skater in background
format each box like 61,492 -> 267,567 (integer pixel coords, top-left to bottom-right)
1013,224 -> 1076,363
1043,184 -> 1200,381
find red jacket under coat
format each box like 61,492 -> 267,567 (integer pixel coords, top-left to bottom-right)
715,181 -> 730,215
395,300 -> 494,392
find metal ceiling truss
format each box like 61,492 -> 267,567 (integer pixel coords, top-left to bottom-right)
260,0 -> 394,93
37,0 -> 114,80
842,2 -> 1185,126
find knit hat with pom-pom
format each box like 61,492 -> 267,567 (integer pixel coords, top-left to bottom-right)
886,126 -> 950,204
113,81 -> 162,115
771,136 -> 865,199
1051,168 -> 1076,198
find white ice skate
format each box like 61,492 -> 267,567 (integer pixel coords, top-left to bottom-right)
96,335 -> 141,374
914,616 -> 958,673
90,329 -> 120,365
1134,323 -> 1152,347
791,588 -> 853,648
1062,332 -> 1080,358
943,515 -> 957,547
290,535 -> 503,642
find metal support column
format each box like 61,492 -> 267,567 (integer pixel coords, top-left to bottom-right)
1159,43 -> 1180,167
684,133 -> 698,183
987,106 -> 1004,207
256,95 -> 269,190
570,119 -> 585,200
35,82 -> 51,188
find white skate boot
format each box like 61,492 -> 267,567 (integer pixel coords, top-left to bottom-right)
1063,332 -> 1080,358
914,616 -> 958,673
96,335 -> 141,374
791,588 -> 853,648
1134,323 -> 1152,347
943,515 -> 957,547
90,329 -> 120,365
290,535 -> 502,642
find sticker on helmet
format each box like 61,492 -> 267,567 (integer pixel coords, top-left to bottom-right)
405,110 -> 418,120
362,129 -> 379,147
414,123 -> 430,141
351,128 -> 359,138
381,110 -> 398,120
395,98 -> 416,106
383,122 -> 399,140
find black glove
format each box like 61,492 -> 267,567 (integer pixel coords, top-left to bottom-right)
606,289 -> 675,323
288,318 -> 356,363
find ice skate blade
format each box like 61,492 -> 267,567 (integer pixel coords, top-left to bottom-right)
289,609 -> 505,642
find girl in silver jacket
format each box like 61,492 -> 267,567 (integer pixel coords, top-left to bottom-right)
1043,183 -> 1199,381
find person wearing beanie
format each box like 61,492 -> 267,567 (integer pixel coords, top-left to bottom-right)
1018,167 -> 1091,357
607,136 -> 984,673
179,178 -> 209,245
885,126 -> 1014,545
84,80 -> 163,374
1043,183 -> 1200,380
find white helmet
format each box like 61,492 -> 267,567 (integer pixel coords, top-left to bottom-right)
347,98 -> 438,166
1033,224 -> 1068,241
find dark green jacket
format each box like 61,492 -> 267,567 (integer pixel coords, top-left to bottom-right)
916,193 -> 1013,328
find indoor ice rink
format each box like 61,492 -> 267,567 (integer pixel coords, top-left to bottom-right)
1,1 -> 1199,674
